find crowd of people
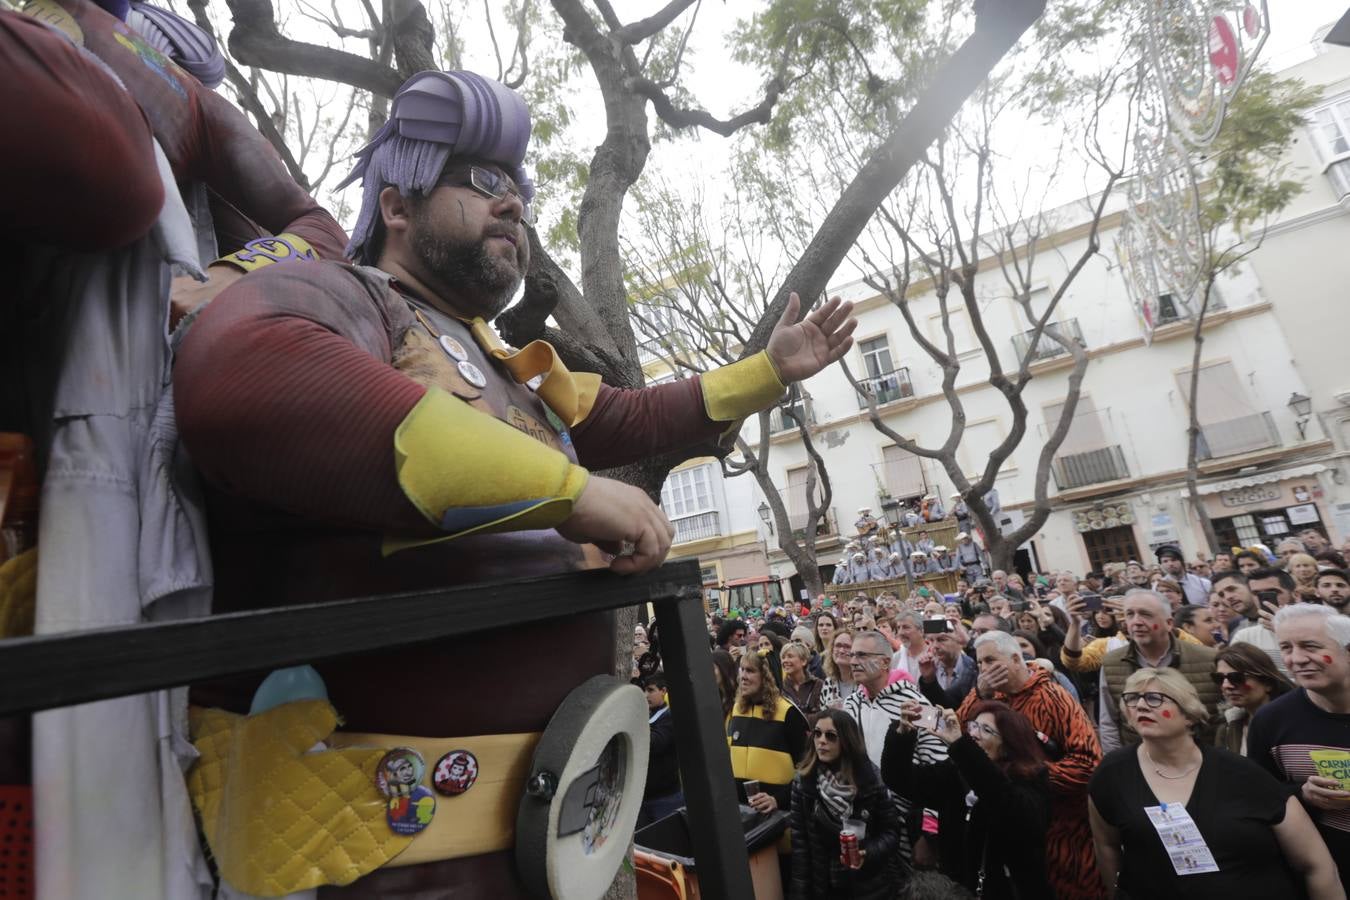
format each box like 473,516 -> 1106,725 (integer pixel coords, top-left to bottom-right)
634,532 -> 1350,899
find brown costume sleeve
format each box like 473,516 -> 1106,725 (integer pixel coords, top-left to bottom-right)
570,378 -> 726,470
0,11 -> 163,249
174,263 -> 432,532
55,0 -> 347,259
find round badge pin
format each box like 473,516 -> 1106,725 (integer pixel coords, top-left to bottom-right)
439,334 -> 468,362
386,784 -> 436,835
458,360 -> 488,389
432,749 -> 480,796
526,374 -> 544,391
375,747 -> 426,798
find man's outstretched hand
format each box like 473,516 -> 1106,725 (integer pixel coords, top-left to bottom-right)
766,292 -> 857,383
557,475 -> 675,574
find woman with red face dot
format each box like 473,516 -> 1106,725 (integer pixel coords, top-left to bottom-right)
1088,667 -> 1342,899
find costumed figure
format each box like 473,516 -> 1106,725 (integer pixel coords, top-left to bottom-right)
900,501 -> 922,528
3,2 -> 349,897
169,68 -> 856,898
930,545 -> 958,574
847,552 -> 870,583
950,491 -> 971,533
911,551 -> 940,576
866,547 -> 892,582
914,531 -> 936,556
831,555 -> 853,586
920,493 -> 944,522
954,531 -> 986,581
854,505 -> 879,536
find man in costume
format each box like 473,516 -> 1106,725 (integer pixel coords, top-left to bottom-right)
3,3 -> 347,897
173,69 -> 856,896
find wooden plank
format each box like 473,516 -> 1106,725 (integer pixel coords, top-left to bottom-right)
0,561 -> 703,716
653,590 -> 756,898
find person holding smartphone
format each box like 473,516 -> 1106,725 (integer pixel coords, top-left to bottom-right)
1230,567 -> 1301,677
890,702 -> 1055,899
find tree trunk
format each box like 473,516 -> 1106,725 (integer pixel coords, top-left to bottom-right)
1185,277 -> 1222,556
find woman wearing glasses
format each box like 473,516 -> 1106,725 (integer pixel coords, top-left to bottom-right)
1211,644 -> 1293,756
1088,667 -> 1342,899
787,710 -> 901,900
820,629 -> 859,708
889,701 -> 1053,899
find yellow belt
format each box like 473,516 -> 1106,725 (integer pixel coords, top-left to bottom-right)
329,729 -> 540,867
187,701 -> 539,897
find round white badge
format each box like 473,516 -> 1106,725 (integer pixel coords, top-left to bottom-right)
439,335 -> 468,362
457,360 -> 488,389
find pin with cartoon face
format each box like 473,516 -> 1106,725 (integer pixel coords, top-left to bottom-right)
433,749 -> 479,796
375,747 -> 425,798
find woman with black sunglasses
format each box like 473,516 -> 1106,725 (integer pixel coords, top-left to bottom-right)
1211,643 -> 1293,756
1088,667 -> 1341,899
787,709 -> 901,900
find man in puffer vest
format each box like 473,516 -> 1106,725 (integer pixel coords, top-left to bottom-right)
1098,589 -> 1220,752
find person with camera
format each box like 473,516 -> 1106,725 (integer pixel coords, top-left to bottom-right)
916,620 -> 978,708
892,701 -> 1055,899
1230,567 -> 1302,676
957,631 -> 1104,900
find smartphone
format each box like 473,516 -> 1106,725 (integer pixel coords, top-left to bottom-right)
914,706 -> 940,731
1080,592 -> 1103,612
923,618 -> 951,635
742,779 -> 761,799
1254,589 -> 1280,606
1010,600 -> 1029,613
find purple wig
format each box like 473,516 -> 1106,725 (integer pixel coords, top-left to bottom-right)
128,2 -> 226,89
338,70 -> 534,264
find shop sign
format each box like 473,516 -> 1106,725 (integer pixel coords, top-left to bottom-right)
1219,484 -> 1280,508
1262,516 -> 1290,536
1287,504 -> 1320,526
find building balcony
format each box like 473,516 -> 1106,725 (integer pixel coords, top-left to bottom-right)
1011,318 -> 1084,363
788,507 -> 838,541
769,402 -> 815,434
671,510 -> 722,544
855,367 -> 914,409
1052,445 -> 1129,490
1197,412 -> 1281,460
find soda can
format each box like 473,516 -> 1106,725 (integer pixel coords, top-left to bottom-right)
840,830 -> 860,868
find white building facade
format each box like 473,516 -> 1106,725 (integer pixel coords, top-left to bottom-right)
655,34 -> 1350,595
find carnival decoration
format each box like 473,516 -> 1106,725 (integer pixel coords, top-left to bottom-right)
1118,0 -> 1270,341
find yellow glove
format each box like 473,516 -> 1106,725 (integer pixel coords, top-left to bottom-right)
187,700 -> 412,897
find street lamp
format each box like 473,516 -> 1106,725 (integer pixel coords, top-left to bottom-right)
1288,391 -> 1313,440
757,501 -> 773,534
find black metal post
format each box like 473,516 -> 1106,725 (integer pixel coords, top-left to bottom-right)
654,591 -> 755,898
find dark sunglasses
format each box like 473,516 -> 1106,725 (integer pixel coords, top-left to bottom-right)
1210,671 -> 1248,687
811,728 -> 840,742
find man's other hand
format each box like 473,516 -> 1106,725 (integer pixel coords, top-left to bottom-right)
557,475 -> 675,574
766,292 -> 857,383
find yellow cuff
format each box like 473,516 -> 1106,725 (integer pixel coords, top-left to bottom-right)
214,232 -> 319,273
391,388 -> 588,548
700,351 -> 787,422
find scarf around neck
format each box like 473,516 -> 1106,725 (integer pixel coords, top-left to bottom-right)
816,766 -> 856,822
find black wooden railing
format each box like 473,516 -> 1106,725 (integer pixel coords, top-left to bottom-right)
0,560 -> 754,898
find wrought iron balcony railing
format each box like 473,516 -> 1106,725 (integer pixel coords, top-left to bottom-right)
855,367 -> 914,409
671,509 -> 722,544
1011,318 -> 1084,362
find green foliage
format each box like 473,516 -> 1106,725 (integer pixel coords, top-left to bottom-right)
1200,71 -> 1322,239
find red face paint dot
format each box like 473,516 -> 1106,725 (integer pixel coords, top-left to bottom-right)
1161,710 -> 1172,718
1324,655 -> 1334,664
1151,624 -> 1159,630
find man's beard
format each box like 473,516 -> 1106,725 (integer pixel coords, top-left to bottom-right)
412,220 -> 523,320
